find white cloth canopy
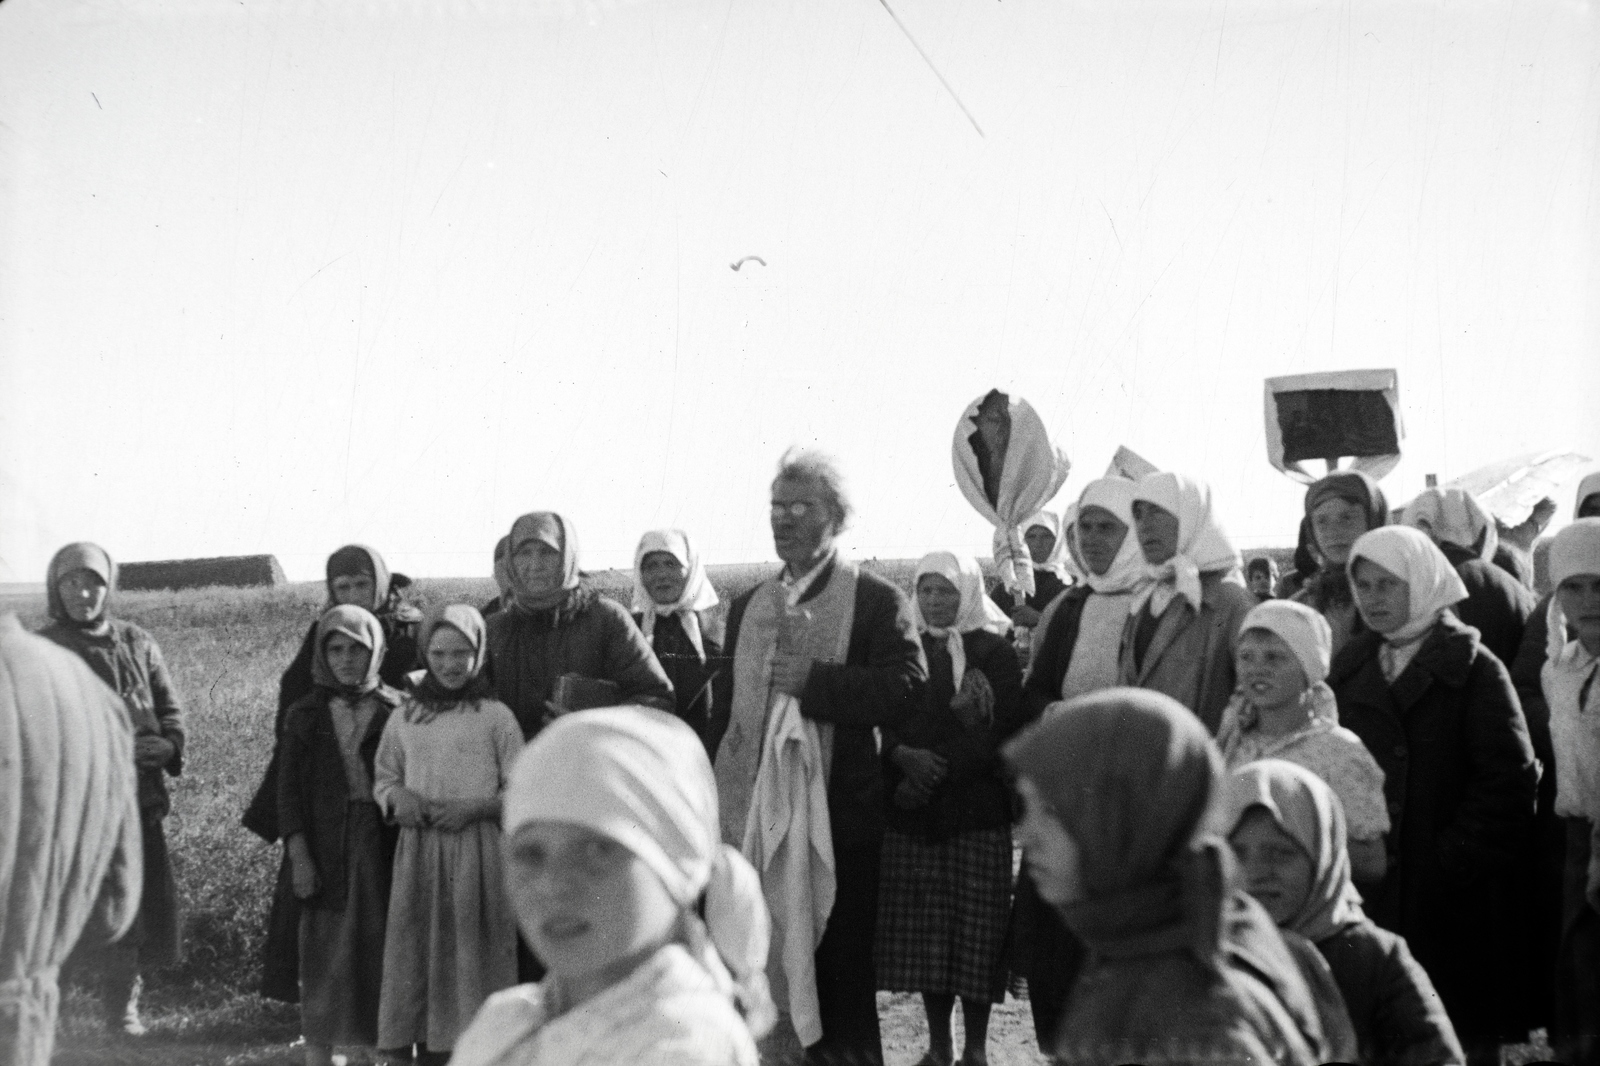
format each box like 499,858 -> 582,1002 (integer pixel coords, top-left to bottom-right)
951,391 -> 1070,597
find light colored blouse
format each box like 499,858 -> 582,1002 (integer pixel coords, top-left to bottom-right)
448,943 -> 758,1066
373,696 -> 524,807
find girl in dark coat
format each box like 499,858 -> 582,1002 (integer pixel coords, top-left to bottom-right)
1331,526 -> 1539,1066
1004,688 -> 1354,1066
277,605 -> 402,1066
875,552 -> 1023,1066
1293,471 -> 1390,659
485,512 -> 674,739
244,543 -> 419,1003
41,542 -> 187,1037
630,529 -> 727,756
1225,759 -> 1464,1066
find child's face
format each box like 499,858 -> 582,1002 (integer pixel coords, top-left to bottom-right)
1558,573 -> 1600,654
57,568 -> 108,624
639,551 -> 688,607
504,822 -> 680,993
1016,777 -> 1085,909
1247,571 -> 1273,598
1235,629 -> 1309,715
330,572 -> 376,610
1132,502 -> 1181,566
426,625 -> 477,690
915,573 -> 962,630
323,631 -> 373,687
1229,808 -> 1315,926
1310,498 -> 1370,566
1351,558 -> 1411,636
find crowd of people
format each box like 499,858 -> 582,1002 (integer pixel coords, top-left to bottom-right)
6,436 -> 1600,1066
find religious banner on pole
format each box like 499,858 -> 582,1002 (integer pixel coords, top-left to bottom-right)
951,389 -> 1071,597
1263,368 -> 1403,484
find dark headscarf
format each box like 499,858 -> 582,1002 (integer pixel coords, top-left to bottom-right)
324,544 -> 391,613
45,542 -> 117,628
492,535 -> 513,598
410,603 -> 492,714
1004,688 -> 1233,963
1303,472 -> 1388,553
507,512 -> 582,613
311,605 -> 386,696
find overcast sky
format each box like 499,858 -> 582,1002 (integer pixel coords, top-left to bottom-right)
2,0 -> 1596,582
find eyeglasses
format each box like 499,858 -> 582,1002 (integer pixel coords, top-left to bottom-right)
770,501 -> 817,519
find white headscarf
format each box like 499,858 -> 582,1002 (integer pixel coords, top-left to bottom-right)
504,706 -> 774,1035
1347,526 -> 1469,645
1403,487 -> 1497,562
1131,472 -> 1241,614
631,529 -> 720,662
1239,599 -> 1333,687
911,551 -> 1010,689
1076,477 -> 1148,596
1020,510 -> 1073,582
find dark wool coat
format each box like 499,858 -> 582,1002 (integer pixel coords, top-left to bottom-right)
1327,613 -> 1538,1045
881,629 -> 1023,839
276,686 -> 400,910
484,586 -> 674,740
1316,920 -> 1463,1066
631,610 -> 728,759
37,620 -> 186,820
723,558 -> 927,852
1439,542 -> 1537,670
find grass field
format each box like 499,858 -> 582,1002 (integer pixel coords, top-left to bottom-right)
0,564 -> 1546,1065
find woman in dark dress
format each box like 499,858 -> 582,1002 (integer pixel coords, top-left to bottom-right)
989,510 -> 1072,629
40,542 -> 186,1036
630,528 -> 727,756
876,551 -> 1023,1066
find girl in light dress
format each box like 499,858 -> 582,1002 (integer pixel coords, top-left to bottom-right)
1215,598 -> 1390,883
374,604 -> 523,1064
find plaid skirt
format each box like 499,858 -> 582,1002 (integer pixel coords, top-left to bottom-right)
874,826 -> 1013,1002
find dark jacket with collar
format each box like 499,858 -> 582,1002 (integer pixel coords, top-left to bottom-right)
1439,542 -> 1537,670
723,557 -> 927,851
1327,612 -> 1537,1042
881,628 -> 1023,839
276,685 -> 401,910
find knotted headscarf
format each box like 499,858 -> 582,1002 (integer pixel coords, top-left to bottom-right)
1222,760 -> 1365,944
1404,487 -> 1497,562
631,529 -> 720,662
1132,472 -> 1242,614
504,706 -> 774,1035
410,603 -> 492,716
507,512 -> 582,613
1076,477 -> 1148,595
1304,472 -> 1389,547
1347,526 -> 1469,646
45,542 -> 117,627
910,551 -> 1010,690
1021,510 -> 1073,583
1005,688 -> 1235,965
311,605 -> 387,695
325,544 -> 391,612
